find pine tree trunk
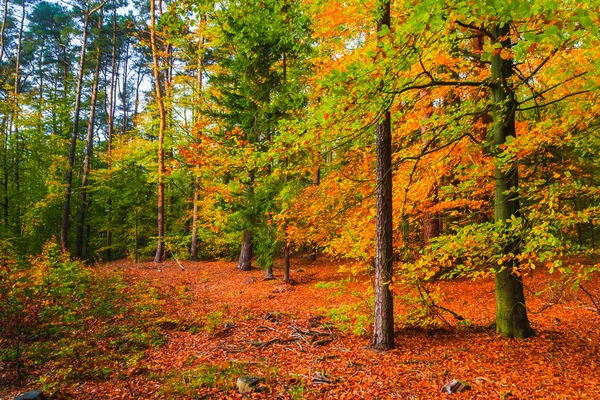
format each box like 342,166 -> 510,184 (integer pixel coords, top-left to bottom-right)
491,23 -> 533,339
106,4 -> 118,261
372,0 -> 394,350
11,0 -> 24,234
150,0 -> 166,263
0,0 -> 8,66
76,10 -> 103,259
191,25 -> 204,261
190,173 -> 200,260
61,1 -> 93,254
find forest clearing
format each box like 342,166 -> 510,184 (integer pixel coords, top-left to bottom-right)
2,254 -> 600,399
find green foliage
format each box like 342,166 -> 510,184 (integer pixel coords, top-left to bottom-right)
160,361 -> 248,397
203,311 -> 224,335
315,278 -> 373,336
397,289 -> 444,329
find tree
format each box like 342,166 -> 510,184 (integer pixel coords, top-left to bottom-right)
490,22 -> 533,338
149,0 -> 166,263
60,0 -> 105,254
372,0 -> 394,350
75,8 -> 104,258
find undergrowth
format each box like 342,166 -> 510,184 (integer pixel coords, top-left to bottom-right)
0,241 -> 166,393
315,278 -> 373,336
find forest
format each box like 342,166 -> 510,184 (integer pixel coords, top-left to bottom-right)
1,0 -> 600,398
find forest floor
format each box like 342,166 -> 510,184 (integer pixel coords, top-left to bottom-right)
3,256 -> 600,399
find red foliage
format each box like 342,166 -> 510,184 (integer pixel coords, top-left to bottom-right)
3,257 -> 600,399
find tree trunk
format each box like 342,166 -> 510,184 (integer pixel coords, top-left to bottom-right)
472,30 -> 491,224
191,24 -> 205,261
283,243 -> 290,283
61,1 -> 94,254
420,88 -> 441,245
238,230 -> 253,271
75,10 -> 103,259
105,5 -> 118,261
0,0 -> 8,66
9,0 -> 25,234
150,0 -> 166,263
237,168 -> 255,270
491,23 -> 533,339
190,172 -> 200,260
121,38 -> 129,133
372,0 -> 394,350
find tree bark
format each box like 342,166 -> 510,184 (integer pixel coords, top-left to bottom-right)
10,0 -> 25,234
238,229 -> 253,271
106,3 -> 118,261
420,88 -> 441,245
283,243 -> 291,283
191,23 -> 205,261
491,23 -> 533,339
372,0 -> 394,350
190,172 -> 200,260
0,0 -> 8,66
472,30 -> 491,224
150,0 -> 166,263
75,10 -> 103,258
60,0 -> 96,254
237,168 -> 255,270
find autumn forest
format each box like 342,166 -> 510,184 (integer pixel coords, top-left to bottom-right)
2,0 -> 600,398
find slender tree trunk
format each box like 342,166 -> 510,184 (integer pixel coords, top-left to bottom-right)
37,42 -> 44,136
60,1 -> 99,253
420,89 -> 441,245
473,31 -> 491,224
491,23 -> 533,339
190,172 -> 200,260
76,10 -> 103,258
121,39 -> 130,133
106,5 -> 118,261
191,25 -> 205,261
283,243 -> 290,282
372,0 -> 394,350
0,0 -> 8,66
150,0 -> 166,263
133,67 -> 144,122
1,116 -> 7,224
11,0 -> 25,233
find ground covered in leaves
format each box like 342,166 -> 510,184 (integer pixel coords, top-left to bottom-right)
2,256 -> 600,399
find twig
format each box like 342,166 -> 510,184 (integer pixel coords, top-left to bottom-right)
171,253 -> 185,270
416,279 -> 465,326
579,284 -> 600,315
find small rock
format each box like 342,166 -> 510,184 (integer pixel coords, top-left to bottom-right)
14,391 -> 43,400
223,322 -> 235,330
441,379 -> 471,394
236,376 -> 264,394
